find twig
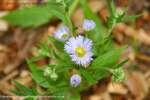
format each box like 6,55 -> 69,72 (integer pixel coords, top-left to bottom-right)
1,70 -> 18,82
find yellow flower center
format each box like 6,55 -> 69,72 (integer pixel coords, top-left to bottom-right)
75,46 -> 86,57
61,33 -> 68,39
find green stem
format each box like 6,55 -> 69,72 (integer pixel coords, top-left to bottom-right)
67,0 -> 80,37
65,13 -> 74,37
68,0 -> 80,17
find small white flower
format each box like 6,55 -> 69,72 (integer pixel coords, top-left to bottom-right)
82,19 -> 96,31
54,26 -> 70,41
64,35 -> 93,66
70,74 -> 81,87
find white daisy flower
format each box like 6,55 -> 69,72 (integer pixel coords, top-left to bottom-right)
54,26 -> 70,41
64,35 -> 93,66
82,19 -> 96,31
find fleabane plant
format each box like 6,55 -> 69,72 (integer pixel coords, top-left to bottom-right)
6,0 -> 138,100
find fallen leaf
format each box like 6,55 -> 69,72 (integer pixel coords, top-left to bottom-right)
125,71 -> 149,99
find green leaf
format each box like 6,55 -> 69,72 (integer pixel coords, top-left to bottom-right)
70,92 -> 80,100
92,46 -> 126,68
112,67 -> 125,82
123,15 -> 141,22
39,43 -> 52,57
93,69 -> 110,81
113,58 -> 128,68
80,69 -> 96,85
48,36 -> 74,64
24,97 -> 36,100
3,2 -> 71,28
47,2 -> 73,31
108,0 -> 116,17
47,3 -> 69,25
48,36 -> 64,51
12,80 -> 33,95
27,60 -> 49,88
93,37 -> 115,56
11,80 -> 38,96
68,0 -> 79,16
55,62 -> 74,73
107,16 -> 116,29
10,89 -> 24,96
3,5 -> 52,28
29,55 -> 45,62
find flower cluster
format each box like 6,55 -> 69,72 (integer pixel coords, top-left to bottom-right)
54,19 -> 95,66
53,19 -> 96,87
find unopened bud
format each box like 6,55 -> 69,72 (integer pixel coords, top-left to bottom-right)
50,72 -> 58,81
44,67 -> 52,77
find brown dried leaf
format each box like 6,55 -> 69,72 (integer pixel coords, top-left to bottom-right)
125,72 -> 149,99
107,83 -> 128,95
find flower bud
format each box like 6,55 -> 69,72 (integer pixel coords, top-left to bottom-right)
82,19 -> 96,31
50,72 -> 58,81
116,8 -> 124,17
54,26 -> 70,41
70,74 -> 81,87
44,67 -> 52,77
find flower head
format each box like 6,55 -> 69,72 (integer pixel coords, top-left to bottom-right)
54,26 -> 70,41
64,36 -> 93,66
70,74 -> 81,87
82,19 -> 96,31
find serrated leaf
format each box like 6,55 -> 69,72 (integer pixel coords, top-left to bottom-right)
92,46 -> 126,68
3,5 -> 52,28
